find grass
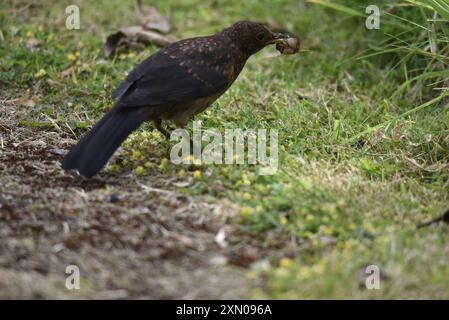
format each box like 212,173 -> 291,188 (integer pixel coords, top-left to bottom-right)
1,0 -> 448,298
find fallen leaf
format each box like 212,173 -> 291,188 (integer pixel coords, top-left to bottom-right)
215,227 -> 228,248
208,255 -> 228,266
60,66 -> 74,78
172,233 -> 195,247
26,38 -> 41,52
103,27 -> 138,58
103,26 -> 172,58
137,29 -> 173,47
172,179 -> 193,188
16,94 -> 36,107
49,148 -> 67,156
135,0 -> 171,34
228,247 -> 261,268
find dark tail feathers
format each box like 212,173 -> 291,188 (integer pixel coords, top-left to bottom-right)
62,108 -> 144,177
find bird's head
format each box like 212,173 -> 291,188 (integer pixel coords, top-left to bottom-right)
222,21 -> 287,56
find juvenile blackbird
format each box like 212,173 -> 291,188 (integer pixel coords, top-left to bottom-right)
62,21 -> 290,177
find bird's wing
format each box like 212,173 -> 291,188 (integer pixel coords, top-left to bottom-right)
112,37 -> 234,108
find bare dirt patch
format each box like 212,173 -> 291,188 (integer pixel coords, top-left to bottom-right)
0,95 -> 290,299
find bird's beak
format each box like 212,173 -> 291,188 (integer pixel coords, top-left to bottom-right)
268,32 -> 287,45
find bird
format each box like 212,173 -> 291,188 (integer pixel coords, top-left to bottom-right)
62,21 -> 292,177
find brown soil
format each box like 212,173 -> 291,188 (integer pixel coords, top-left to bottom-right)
0,94 -> 292,299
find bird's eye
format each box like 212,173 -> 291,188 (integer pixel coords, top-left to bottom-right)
256,33 -> 265,41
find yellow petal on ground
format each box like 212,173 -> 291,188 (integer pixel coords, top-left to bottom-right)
35,68 -> 47,78
135,166 -> 145,175
193,170 -> 202,179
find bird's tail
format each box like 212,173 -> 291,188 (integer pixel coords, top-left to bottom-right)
62,108 -> 145,177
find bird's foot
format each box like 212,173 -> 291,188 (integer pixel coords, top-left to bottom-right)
153,120 -> 172,139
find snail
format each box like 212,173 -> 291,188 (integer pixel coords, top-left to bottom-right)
276,35 -> 300,55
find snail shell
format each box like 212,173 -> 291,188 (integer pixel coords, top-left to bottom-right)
276,37 -> 300,55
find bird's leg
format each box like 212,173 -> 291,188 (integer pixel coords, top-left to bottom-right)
175,121 -> 201,163
152,119 -> 171,139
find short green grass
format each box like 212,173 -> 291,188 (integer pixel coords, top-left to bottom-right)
1,0 -> 448,298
